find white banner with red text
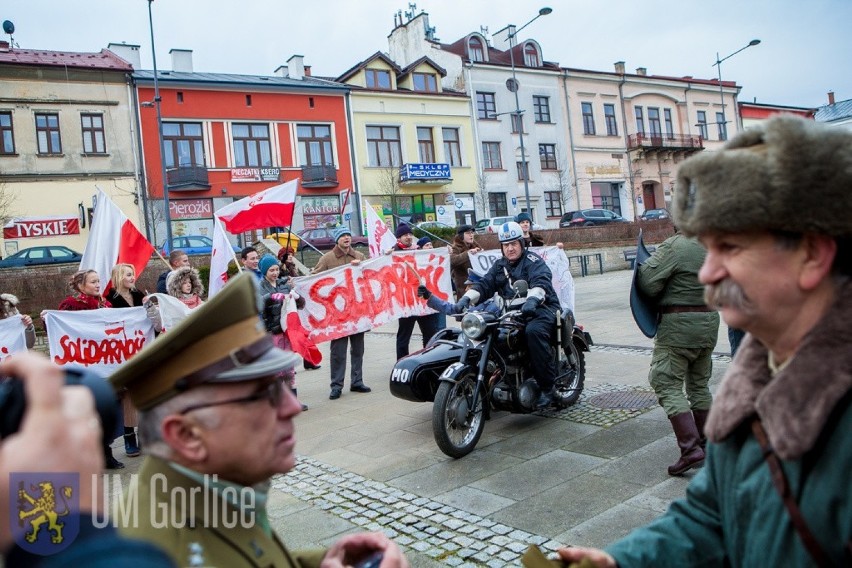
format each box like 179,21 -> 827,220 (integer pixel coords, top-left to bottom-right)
0,317 -> 28,360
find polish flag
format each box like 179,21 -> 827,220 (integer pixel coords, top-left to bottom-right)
216,179 -> 298,234
280,291 -> 322,366
80,189 -> 155,294
208,217 -> 235,299
365,201 -> 396,257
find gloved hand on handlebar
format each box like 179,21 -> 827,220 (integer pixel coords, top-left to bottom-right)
454,296 -> 471,312
521,297 -> 540,317
417,285 -> 431,299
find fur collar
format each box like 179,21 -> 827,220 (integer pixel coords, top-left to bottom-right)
706,279 -> 852,459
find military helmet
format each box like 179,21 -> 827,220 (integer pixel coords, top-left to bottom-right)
498,221 -> 525,245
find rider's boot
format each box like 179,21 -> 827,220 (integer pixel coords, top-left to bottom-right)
535,386 -> 556,409
667,412 -> 705,476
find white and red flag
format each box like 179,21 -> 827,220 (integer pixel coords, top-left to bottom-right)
80,189 -> 155,294
365,201 -> 396,257
208,216 -> 236,299
216,179 -> 297,234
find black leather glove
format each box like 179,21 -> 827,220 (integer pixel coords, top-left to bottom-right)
521,298 -> 540,317
455,296 -> 471,312
417,285 -> 431,299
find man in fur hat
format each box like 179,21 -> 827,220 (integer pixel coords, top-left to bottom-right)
559,116 -> 852,566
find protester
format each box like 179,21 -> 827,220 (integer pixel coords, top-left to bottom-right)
449,225 -> 482,298
165,266 -> 205,309
312,226 -> 372,399
110,274 -> 407,567
636,231 -> 720,475
156,250 -> 190,294
0,353 -> 176,568
416,236 -> 432,249
415,236 -> 446,329
0,293 -> 35,349
728,327 -> 746,357
240,246 -> 261,279
558,116 -> 852,567
516,212 -> 563,249
277,247 -> 300,278
393,224 -> 438,359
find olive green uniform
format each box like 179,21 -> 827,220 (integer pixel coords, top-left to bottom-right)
637,234 -> 719,416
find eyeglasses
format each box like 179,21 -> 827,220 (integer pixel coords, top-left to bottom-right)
178,380 -> 284,415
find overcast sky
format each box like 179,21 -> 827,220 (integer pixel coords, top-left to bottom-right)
3,0 -> 849,109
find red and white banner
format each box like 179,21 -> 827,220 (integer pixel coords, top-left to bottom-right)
145,293 -> 194,332
3,216 -> 80,239
0,317 -> 28,360
216,179 -> 297,233
292,249 -> 451,343
208,217 -> 235,299
80,190 -> 155,294
365,201 -> 396,258
279,291 -> 322,366
43,307 -> 155,375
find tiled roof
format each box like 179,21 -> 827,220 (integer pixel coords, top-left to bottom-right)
815,98 -> 852,123
0,47 -> 132,71
132,70 -> 348,91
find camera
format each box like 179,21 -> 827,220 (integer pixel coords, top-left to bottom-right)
0,367 -> 118,445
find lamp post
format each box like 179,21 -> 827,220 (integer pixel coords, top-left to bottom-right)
147,0 -> 173,249
506,7 -> 552,223
712,39 -> 760,141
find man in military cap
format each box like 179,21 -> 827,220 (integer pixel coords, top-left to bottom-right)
111,273 -> 406,567
559,116 -> 852,566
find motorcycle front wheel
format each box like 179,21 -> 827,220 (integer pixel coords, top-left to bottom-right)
554,339 -> 585,407
432,372 -> 485,459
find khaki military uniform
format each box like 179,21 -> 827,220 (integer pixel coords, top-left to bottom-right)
119,456 -> 325,568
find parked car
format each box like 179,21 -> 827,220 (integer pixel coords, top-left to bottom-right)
297,227 -> 368,251
638,208 -> 670,221
474,216 -> 515,234
0,245 -> 83,268
160,235 -> 240,256
559,209 -> 628,228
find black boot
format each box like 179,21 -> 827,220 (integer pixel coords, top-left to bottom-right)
692,408 -> 710,449
105,444 -> 125,470
668,412 -> 705,476
124,426 -> 140,457
535,386 -> 556,409
293,388 -> 308,411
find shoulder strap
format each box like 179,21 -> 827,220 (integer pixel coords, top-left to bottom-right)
750,417 -> 834,567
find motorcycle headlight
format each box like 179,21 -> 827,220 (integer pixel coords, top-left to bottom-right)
461,312 -> 488,340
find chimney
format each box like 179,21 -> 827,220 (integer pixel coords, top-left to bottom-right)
492,24 -> 514,51
107,42 -> 141,69
274,65 -> 288,77
614,61 -> 625,75
169,49 -> 193,72
304,65 -> 312,77
828,91 -> 835,105
636,67 -> 647,76
287,54 -> 305,80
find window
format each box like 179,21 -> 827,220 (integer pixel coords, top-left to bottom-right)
648,108 -> 662,138
366,125 -> 401,167
545,191 -> 562,217
468,37 -> 485,62
523,44 -> 540,67
635,106 -> 644,134
0,111 -> 14,154
476,92 -> 496,119
697,111 -> 708,140
539,143 -> 557,170
604,104 -> 618,136
516,161 -> 529,181
417,127 -> 435,163
163,122 -> 205,168
716,112 -> 727,141
365,69 -> 391,90
481,142 -> 502,169
442,128 -> 461,166
232,123 -> 271,167
591,181 -> 622,215
511,112 -> 524,134
533,96 -> 551,123
581,102 -> 595,135
35,113 -> 62,155
297,124 -> 333,166
488,192 -> 508,216
664,109 -> 674,139
81,114 -> 106,154
412,72 -> 437,92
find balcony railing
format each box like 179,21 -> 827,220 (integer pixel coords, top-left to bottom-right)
627,133 -> 704,152
301,165 -> 338,188
166,165 -> 210,191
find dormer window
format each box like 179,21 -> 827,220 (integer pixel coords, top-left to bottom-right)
523,43 -> 540,67
412,72 -> 438,93
468,36 -> 485,62
365,68 -> 391,90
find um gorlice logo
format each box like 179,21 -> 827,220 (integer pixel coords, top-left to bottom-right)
11,473 -> 80,555
52,320 -> 147,367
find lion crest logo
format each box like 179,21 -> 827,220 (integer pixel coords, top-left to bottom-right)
11,473 -> 80,555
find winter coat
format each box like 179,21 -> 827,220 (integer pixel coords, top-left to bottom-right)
449,236 -> 481,294
106,288 -> 145,308
472,249 -> 560,313
58,294 -> 110,311
606,279 -> 852,567
156,270 -> 170,294
166,266 -> 205,309
524,232 -> 545,247
259,276 -> 303,335
311,244 -> 365,274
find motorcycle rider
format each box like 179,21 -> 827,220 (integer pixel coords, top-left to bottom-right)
454,221 -> 561,408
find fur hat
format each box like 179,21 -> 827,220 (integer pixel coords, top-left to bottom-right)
332,226 -> 351,243
673,116 -> 852,238
258,254 -> 279,278
166,266 -> 205,298
395,224 -> 413,239
1,293 -> 21,318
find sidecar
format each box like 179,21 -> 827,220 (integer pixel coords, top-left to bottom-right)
389,328 -> 465,403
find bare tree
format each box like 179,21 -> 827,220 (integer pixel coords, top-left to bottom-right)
474,172 -> 491,218
374,166 -> 404,225
543,152 -> 578,216
0,180 -> 15,228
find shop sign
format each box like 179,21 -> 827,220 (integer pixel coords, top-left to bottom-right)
230,167 -> 281,182
400,163 -> 451,182
3,216 -> 80,239
169,198 -> 213,220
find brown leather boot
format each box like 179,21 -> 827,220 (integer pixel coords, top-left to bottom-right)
668,412 -> 705,476
692,408 -> 710,449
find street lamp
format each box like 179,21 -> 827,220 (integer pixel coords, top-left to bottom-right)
146,0 -> 173,249
712,39 -> 760,140
506,7 -> 552,223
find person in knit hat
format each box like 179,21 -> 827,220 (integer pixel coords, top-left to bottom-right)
393,224 -> 438,358
559,115 -> 852,567
416,236 -> 432,249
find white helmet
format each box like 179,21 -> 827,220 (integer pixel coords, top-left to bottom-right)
498,221 -> 525,245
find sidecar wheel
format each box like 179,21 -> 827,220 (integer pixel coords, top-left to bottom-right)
554,340 -> 585,407
432,372 -> 484,458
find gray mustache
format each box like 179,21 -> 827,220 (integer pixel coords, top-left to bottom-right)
704,279 -> 755,314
